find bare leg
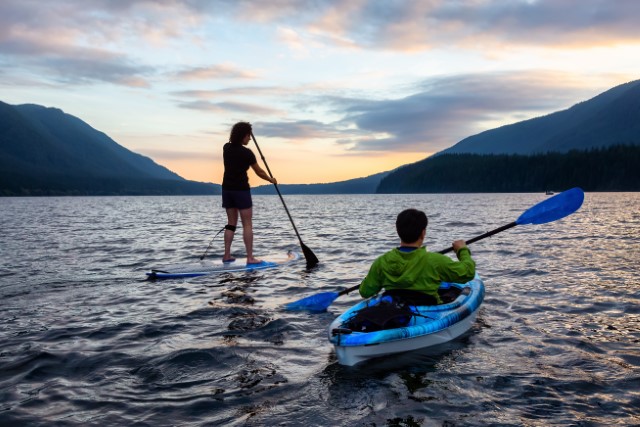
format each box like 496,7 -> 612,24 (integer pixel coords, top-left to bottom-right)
223,208 -> 239,262
239,207 -> 260,264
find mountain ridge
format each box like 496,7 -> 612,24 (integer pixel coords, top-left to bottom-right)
0,101 -> 219,196
441,79 -> 640,155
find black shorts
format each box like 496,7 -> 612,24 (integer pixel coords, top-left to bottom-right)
222,189 -> 252,209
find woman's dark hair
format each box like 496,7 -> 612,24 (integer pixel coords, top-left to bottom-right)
396,209 -> 428,243
229,122 -> 252,145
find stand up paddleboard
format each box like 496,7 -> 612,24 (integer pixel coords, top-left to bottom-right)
146,250 -> 301,280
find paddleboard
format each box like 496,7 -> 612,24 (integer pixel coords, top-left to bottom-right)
146,250 -> 301,280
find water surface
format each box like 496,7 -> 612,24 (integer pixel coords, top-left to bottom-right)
1,193 -> 639,426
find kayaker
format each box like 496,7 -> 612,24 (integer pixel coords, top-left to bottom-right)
221,121 -> 277,265
359,208 -> 476,305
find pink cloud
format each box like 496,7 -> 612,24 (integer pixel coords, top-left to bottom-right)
174,65 -> 259,81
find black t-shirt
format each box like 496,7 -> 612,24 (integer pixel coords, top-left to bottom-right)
222,143 -> 257,190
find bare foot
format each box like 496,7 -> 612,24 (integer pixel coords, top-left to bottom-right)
246,258 -> 262,264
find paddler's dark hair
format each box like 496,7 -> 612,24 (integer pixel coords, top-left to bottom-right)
396,208 -> 428,243
229,121 -> 252,145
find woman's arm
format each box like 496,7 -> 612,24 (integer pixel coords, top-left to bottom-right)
250,163 -> 277,184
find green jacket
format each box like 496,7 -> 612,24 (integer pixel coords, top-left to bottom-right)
359,246 -> 476,303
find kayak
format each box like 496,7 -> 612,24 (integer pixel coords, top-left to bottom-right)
328,274 -> 485,366
146,250 -> 301,280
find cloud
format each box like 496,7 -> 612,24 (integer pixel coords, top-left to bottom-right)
136,147 -> 215,162
330,71 -> 595,152
178,100 -> 283,115
172,87 -> 282,99
0,2 -> 157,87
42,56 -> 152,87
0,0 -> 204,87
247,71 -> 600,154
207,0 -> 640,51
426,1 -> 640,49
173,64 -> 259,81
0,32 -> 153,87
171,83 -> 337,99
2,0 -> 640,63
253,119 -> 356,140
3,0 -> 638,92
276,27 -> 308,53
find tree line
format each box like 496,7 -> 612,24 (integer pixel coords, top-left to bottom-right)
377,145 -> 640,193
0,172 -> 219,197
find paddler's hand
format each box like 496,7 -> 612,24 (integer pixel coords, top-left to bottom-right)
452,240 -> 467,255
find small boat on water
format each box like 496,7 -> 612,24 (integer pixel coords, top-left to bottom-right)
328,274 -> 485,366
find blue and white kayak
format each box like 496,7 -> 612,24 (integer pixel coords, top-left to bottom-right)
146,250 -> 301,280
328,274 -> 485,366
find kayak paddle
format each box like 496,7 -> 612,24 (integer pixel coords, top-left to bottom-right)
251,133 -> 319,268
285,187 -> 584,312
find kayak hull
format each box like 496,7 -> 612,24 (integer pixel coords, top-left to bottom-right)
328,274 -> 484,366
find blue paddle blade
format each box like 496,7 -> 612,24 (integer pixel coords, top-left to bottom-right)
284,291 -> 339,312
516,187 -> 584,225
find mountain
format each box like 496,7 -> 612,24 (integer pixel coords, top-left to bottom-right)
442,79 -> 640,155
376,80 -> 640,193
0,101 -> 220,196
251,171 -> 390,195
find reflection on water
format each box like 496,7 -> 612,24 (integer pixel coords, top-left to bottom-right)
1,192 -> 639,425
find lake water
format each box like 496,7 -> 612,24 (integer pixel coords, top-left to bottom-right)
1,193 -> 639,426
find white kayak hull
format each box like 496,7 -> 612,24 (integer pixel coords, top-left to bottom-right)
328,274 -> 485,366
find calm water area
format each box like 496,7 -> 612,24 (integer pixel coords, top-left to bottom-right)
1,193 -> 639,426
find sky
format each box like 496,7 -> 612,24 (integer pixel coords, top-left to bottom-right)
1,0 -> 639,185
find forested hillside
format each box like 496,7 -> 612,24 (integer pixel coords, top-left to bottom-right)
377,145 -> 640,193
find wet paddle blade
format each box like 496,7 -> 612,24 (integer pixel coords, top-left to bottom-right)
301,243 -> 319,268
285,290 -> 339,312
516,187 -> 584,225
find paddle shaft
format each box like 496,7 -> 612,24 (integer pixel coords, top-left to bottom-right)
250,134 -> 300,240
338,220 -> 519,296
250,133 -> 319,266
440,221 -> 517,254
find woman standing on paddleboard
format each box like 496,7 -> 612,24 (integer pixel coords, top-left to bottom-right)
221,122 -> 277,265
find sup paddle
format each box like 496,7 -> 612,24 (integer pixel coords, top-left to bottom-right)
251,133 -> 319,268
285,187 -> 585,312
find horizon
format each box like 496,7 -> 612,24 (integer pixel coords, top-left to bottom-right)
1,1 -> 639,184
